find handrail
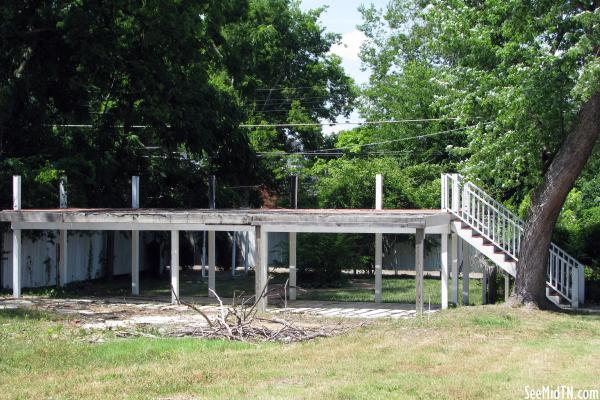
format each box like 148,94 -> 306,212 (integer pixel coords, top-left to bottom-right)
441,173 -> 584,307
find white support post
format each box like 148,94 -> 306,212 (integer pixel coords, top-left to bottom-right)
255,226 -> 269,312
231,231 -> 237,277
131,176 -> 140,295
131,230 -> 140,295
375,233 -> 383,303
12,176 -> 21,298
440,233 -> 449,309
451,233 -> 459,306
415,228 -> 425,315
208,230 -> 216,297
59,176 -> 68,287
12,229 -> 21,298
375,173 -> 383,303
208,175 -> 216,292
243,231 -> 249,275
201,231 -> 207,278
171,230 -> 179,304
462,241 -> 470,305
289,231 -> 297,301
131,176 -> 140,208
13,175 -> 21,210
504,273 -> 510,302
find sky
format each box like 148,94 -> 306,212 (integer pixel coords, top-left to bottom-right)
299,1 -> 389,132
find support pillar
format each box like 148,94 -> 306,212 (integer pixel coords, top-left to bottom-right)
171,230 -> 179,304
289,232 -> 297,301
451,233 -> 459,306
59,230 -> 68,287
208,175 -> 216,295
59,176 -> 68,287
440,233 -> 449,309
131,230 -> 139,295
415,228 -> 425,315
255,226 -> 268,312
208,230 -> 216,297
374,173 -> 383,303
231,231 -> 237,277
374,233 -> 383,303
504,273 -> 510,302
131,176 -> 140,295
462,241 -> 470,305
12,176 -> 21,298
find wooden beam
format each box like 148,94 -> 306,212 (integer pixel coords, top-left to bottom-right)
171,230 -> 179,304
415,228 -> 425,315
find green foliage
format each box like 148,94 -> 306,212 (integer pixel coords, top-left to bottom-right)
297,233 -> 362,286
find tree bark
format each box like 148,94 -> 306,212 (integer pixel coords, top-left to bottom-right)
512,91 -> 600,308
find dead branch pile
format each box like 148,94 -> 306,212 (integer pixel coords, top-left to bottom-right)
171,287 -> 363,343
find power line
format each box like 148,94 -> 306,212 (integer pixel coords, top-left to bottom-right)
240,117 -> 459,128
257,123 -> 486,157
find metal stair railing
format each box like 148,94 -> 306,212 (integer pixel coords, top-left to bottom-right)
441,173 -> 584,307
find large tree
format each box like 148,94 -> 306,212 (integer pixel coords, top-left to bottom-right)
359,0 -> 600,307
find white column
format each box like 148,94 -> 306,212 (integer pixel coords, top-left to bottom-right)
504,273 -> 510,302
375,233 -> 383,303
462,241 -> 470,305
451,233 -> 459,306
374,173 -> 383,303
131,176 -> 140,208
289,232 -> 297,301
12,176 -> 21,298
415,228 -> 425,315
440,233 -> 449,309
208,230 -> 216,297
59,176 -> 68,287
171,230 -> 179,304
131,176 -> 140,295
255,226 -> 269,312
59,230 -> 68,287
231,231 -> 237,277
12,229 -> 21,298
13,175 -> 21,210
131,230 -> 140,295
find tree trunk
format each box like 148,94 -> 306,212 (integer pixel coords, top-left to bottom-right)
512,91 -> 600,308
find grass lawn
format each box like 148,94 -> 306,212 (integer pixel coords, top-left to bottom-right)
13,270 -> 482,306
298,275 -> 483,305
1,305 -> 599,399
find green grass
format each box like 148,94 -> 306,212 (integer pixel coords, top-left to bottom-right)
11,271 -> 479,305
1,305 -> 599,399
298,276 -> 483,305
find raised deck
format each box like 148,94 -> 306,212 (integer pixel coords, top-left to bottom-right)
0,208 -> 450,233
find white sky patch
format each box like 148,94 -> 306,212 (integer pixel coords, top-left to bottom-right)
330,29 -> 367,62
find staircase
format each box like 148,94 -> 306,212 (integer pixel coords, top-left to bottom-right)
441,173 -> 585,308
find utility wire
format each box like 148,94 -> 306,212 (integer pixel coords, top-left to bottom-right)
240,117 -> 459,128
257,123 -> 485,156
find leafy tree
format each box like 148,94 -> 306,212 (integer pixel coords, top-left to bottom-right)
358,0 -> 600,307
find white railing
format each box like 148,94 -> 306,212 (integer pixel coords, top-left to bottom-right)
441,173 -> 584,307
